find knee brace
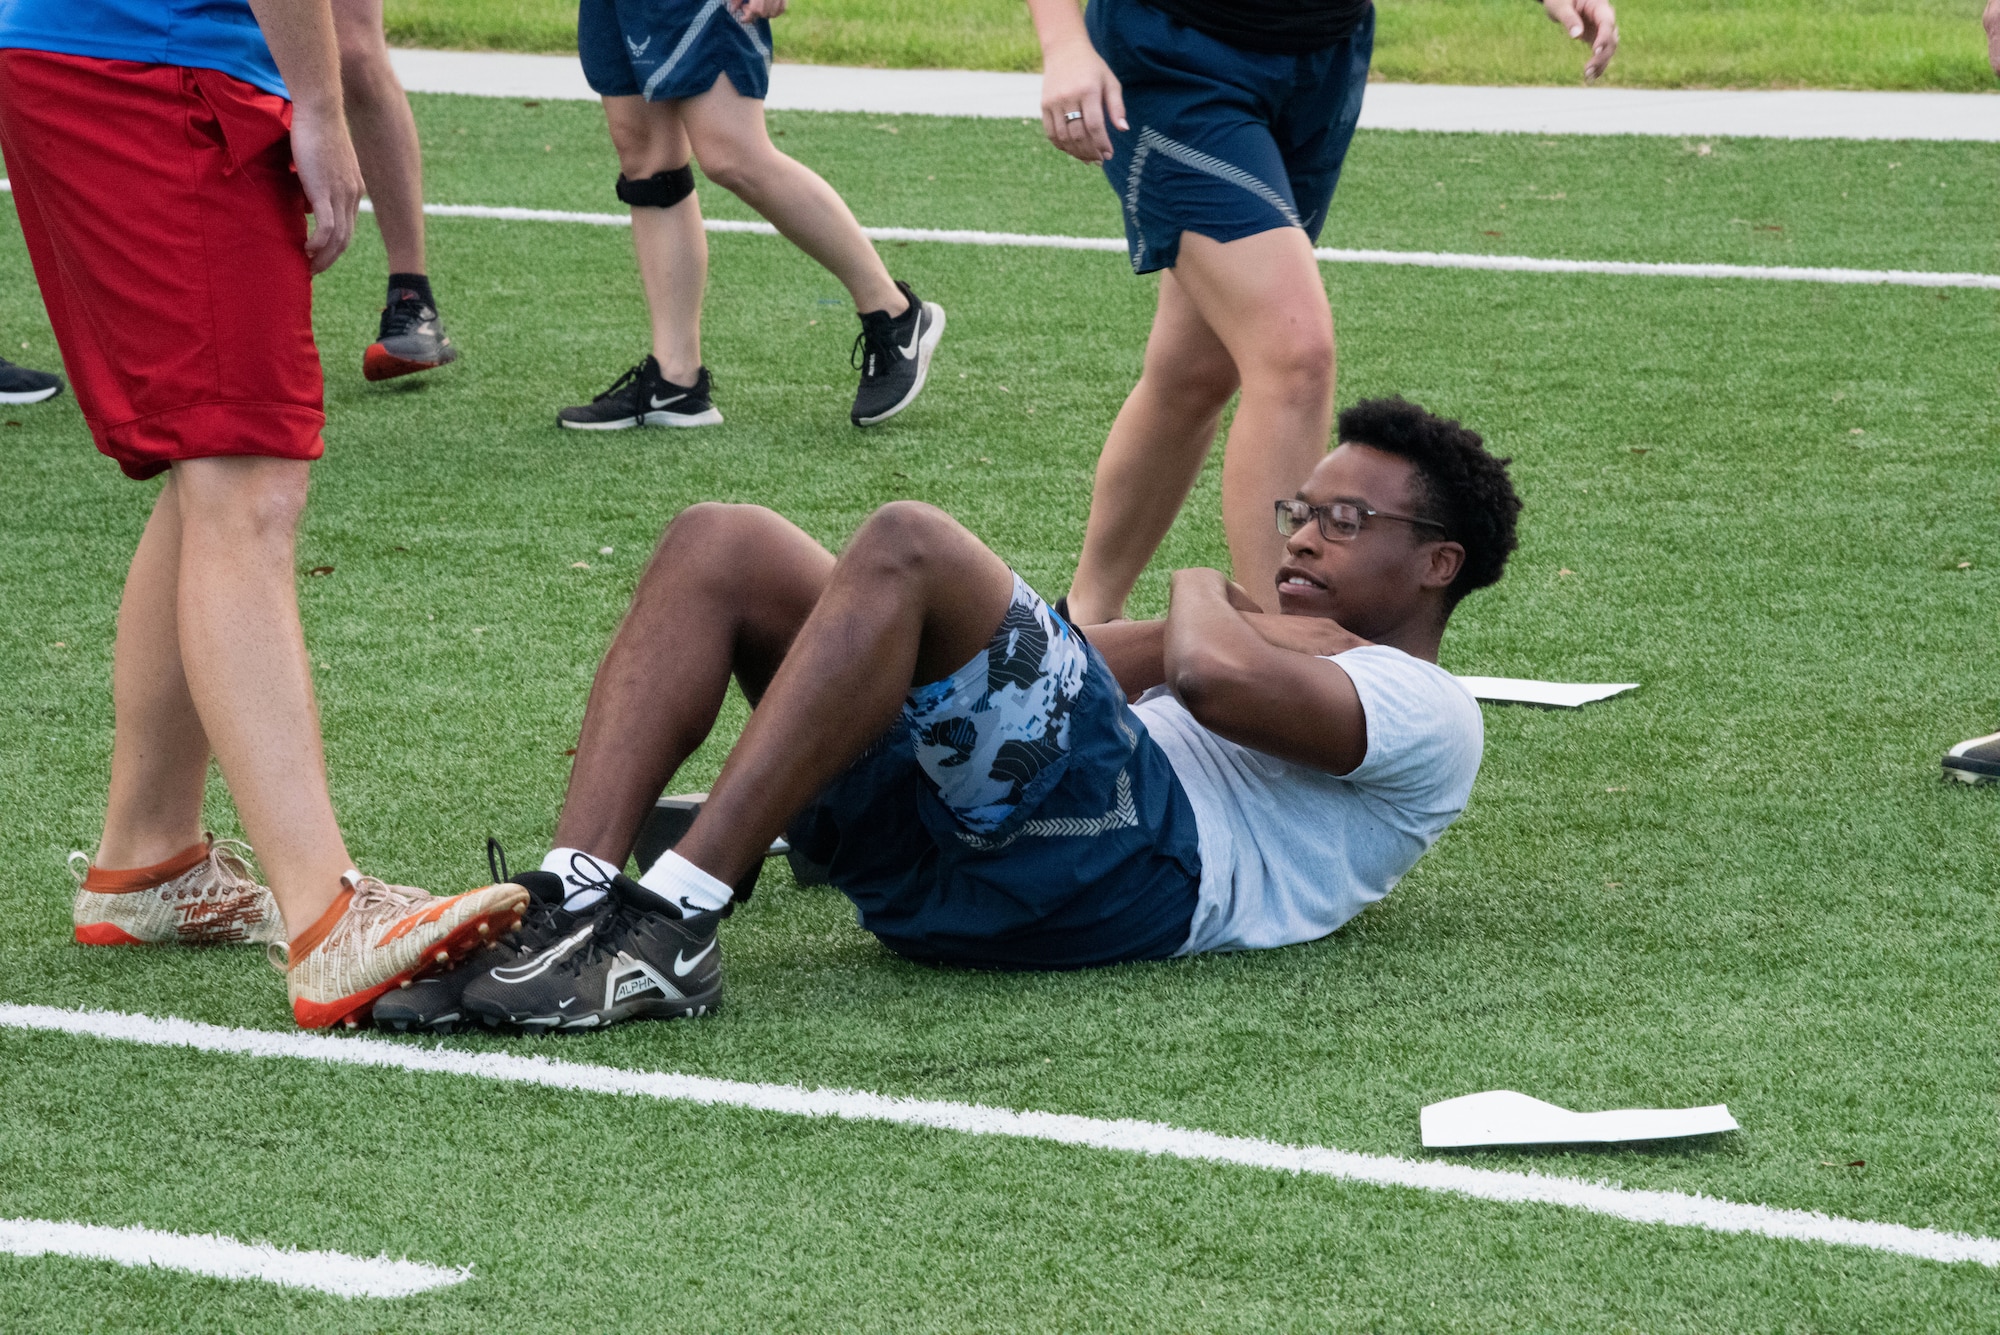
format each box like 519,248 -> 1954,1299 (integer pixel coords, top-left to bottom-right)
616,165 -> 696,209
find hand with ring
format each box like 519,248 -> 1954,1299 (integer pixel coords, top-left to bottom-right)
1035,26 -> 1127,163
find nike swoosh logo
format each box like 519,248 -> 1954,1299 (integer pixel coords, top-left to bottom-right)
649,393 -> 686,409
489,924 -> 594,985
673,938 -> 717,977
896,315 -> 923,360
559,998 -> 575,1008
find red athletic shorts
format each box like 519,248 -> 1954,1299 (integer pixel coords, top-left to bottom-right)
0,50 -> 324,480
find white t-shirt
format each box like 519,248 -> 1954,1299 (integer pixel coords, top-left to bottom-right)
1130,644 -> 1483,955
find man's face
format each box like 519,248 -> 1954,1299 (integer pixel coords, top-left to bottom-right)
1274,444 -> 1460,636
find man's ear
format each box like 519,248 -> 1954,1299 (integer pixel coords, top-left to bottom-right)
1420,540 -> 1466,591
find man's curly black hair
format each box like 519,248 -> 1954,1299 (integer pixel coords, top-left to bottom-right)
1335,396 -> 1522,608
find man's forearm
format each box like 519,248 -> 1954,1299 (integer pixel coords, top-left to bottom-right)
245,0 -> 344,111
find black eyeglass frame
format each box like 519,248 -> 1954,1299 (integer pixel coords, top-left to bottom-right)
1274,498 -> 1449,543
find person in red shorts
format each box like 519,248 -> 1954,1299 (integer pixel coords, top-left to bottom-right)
0,0 -> 527,1027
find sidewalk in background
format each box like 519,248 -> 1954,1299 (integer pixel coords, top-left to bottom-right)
388,48 -> 2000,141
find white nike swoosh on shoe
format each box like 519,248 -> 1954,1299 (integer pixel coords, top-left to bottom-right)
489,924 -> 594,985
673,938 -> 718,977
649,393 -> 686,409
896,318 -> 922,359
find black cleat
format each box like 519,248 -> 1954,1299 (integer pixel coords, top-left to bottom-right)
372,868 -> 591,1033
0,357 -> 63,404
1944,729 -> 2000,784
558,357 -> 722,430
850,281 -> 944,427
364,287 -> 458,381
462,874 -> 723,1031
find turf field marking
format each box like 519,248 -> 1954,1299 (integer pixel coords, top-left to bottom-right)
3,184 -> 1990,291
7,1003 -> 1998,1270
0,1216 -> 469,1298
406,201 -> 2000,292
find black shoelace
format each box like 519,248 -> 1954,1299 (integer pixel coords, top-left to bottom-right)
592,362 -> 652,405
850,314 -> 905,382
379,294 -> 433,340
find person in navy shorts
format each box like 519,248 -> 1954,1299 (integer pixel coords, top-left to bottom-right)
1025,0 -> 1615,624
559,0 -> 945,430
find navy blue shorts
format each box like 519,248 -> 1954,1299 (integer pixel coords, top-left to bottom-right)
579,0 -> 773,102
1087,0 -> 1374,274
785,585 -> 1202,971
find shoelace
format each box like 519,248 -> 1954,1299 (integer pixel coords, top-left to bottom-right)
592,362 -> 650,406
378,294 -> 433,340
850,320 -> 899,381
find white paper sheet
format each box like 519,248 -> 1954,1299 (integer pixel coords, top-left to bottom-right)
1454,677 -> 1639,708
1421,1090 -> 1738,1149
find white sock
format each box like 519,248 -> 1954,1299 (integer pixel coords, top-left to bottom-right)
636,849 -> 734,915
540,846 -> 621,911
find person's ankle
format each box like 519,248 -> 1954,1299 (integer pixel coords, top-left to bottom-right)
89,832 -> 207,876
653,354 -> 701,387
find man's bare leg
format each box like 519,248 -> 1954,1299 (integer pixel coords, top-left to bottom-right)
675,502 -> 1017,887
95,478 -> 211,871
1066,271 -> 1239,623
170,457 -> 353,937
680,76 -> 905,317
602,96 -> 710,385
333,0 -> 426,276
552,504 -> 837,865
1070,227 -> 1333,620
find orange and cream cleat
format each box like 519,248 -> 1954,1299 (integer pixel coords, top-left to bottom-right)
284,870 -> 528,1030
69,836 -> 284,947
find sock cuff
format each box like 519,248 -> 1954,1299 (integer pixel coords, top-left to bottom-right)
82,840 -> 209,892
636,850 -> 734,914
285,885 -> 354,967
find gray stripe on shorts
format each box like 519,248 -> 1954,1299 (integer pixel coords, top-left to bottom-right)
1122,126 -> 1303,270
953,768 -> 1139,851
642,0 -> 727,100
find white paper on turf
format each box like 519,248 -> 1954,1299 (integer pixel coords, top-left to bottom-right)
1422,1090 -> 1738,1149
1454,677 -> 1638,708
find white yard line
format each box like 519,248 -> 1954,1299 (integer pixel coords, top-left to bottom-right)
0,1216 -> 469,1298
387,48 -> 2000,142
405,202 -> 2000,292
4,1002 -> 1996,1270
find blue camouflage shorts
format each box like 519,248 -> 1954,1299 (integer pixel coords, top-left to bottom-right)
785,576 -> 1203,970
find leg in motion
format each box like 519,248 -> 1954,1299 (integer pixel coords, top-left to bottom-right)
1066,270 -> 1241,624
680,76 -> 946,426
556,96 -> 722,429
334,0 -> 457,381
1161,226 -> 1334,611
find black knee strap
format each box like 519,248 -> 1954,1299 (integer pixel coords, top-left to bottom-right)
616,166 -> 695,209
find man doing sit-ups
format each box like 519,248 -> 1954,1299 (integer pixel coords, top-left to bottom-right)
380,397 -> 1520,1032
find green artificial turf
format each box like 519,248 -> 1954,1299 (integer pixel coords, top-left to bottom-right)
382,0 -> 2000,91
2,97 -> 2000,1330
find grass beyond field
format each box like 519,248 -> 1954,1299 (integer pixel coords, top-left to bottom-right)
3,97 -> 2000,1330
382,0 -> 2000,92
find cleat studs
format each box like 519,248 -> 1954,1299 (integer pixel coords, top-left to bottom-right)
477,922 -> 490,937
435,949 -> 450,964
399,979 -> 412,989
343,1017 -> 358,1029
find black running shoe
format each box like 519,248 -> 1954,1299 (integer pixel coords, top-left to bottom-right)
1944,729 -> 2000,784
364,287 -> 458,382
558,357 -> 722,430
462,874 -> 723,1031
0,357 -> 63,405
850,281 -> 944,426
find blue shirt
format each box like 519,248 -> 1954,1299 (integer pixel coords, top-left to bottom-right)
0,0 -> 286,99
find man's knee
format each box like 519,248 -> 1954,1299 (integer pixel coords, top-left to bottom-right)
843,501 -> 965,580
1143,343 -> 1239,416
654,502 -> 783,566
177,461 -> 309,546
1247,318 -> 1334,407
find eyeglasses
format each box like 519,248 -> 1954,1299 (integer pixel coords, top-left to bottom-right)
1274,498 -> 1447,543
